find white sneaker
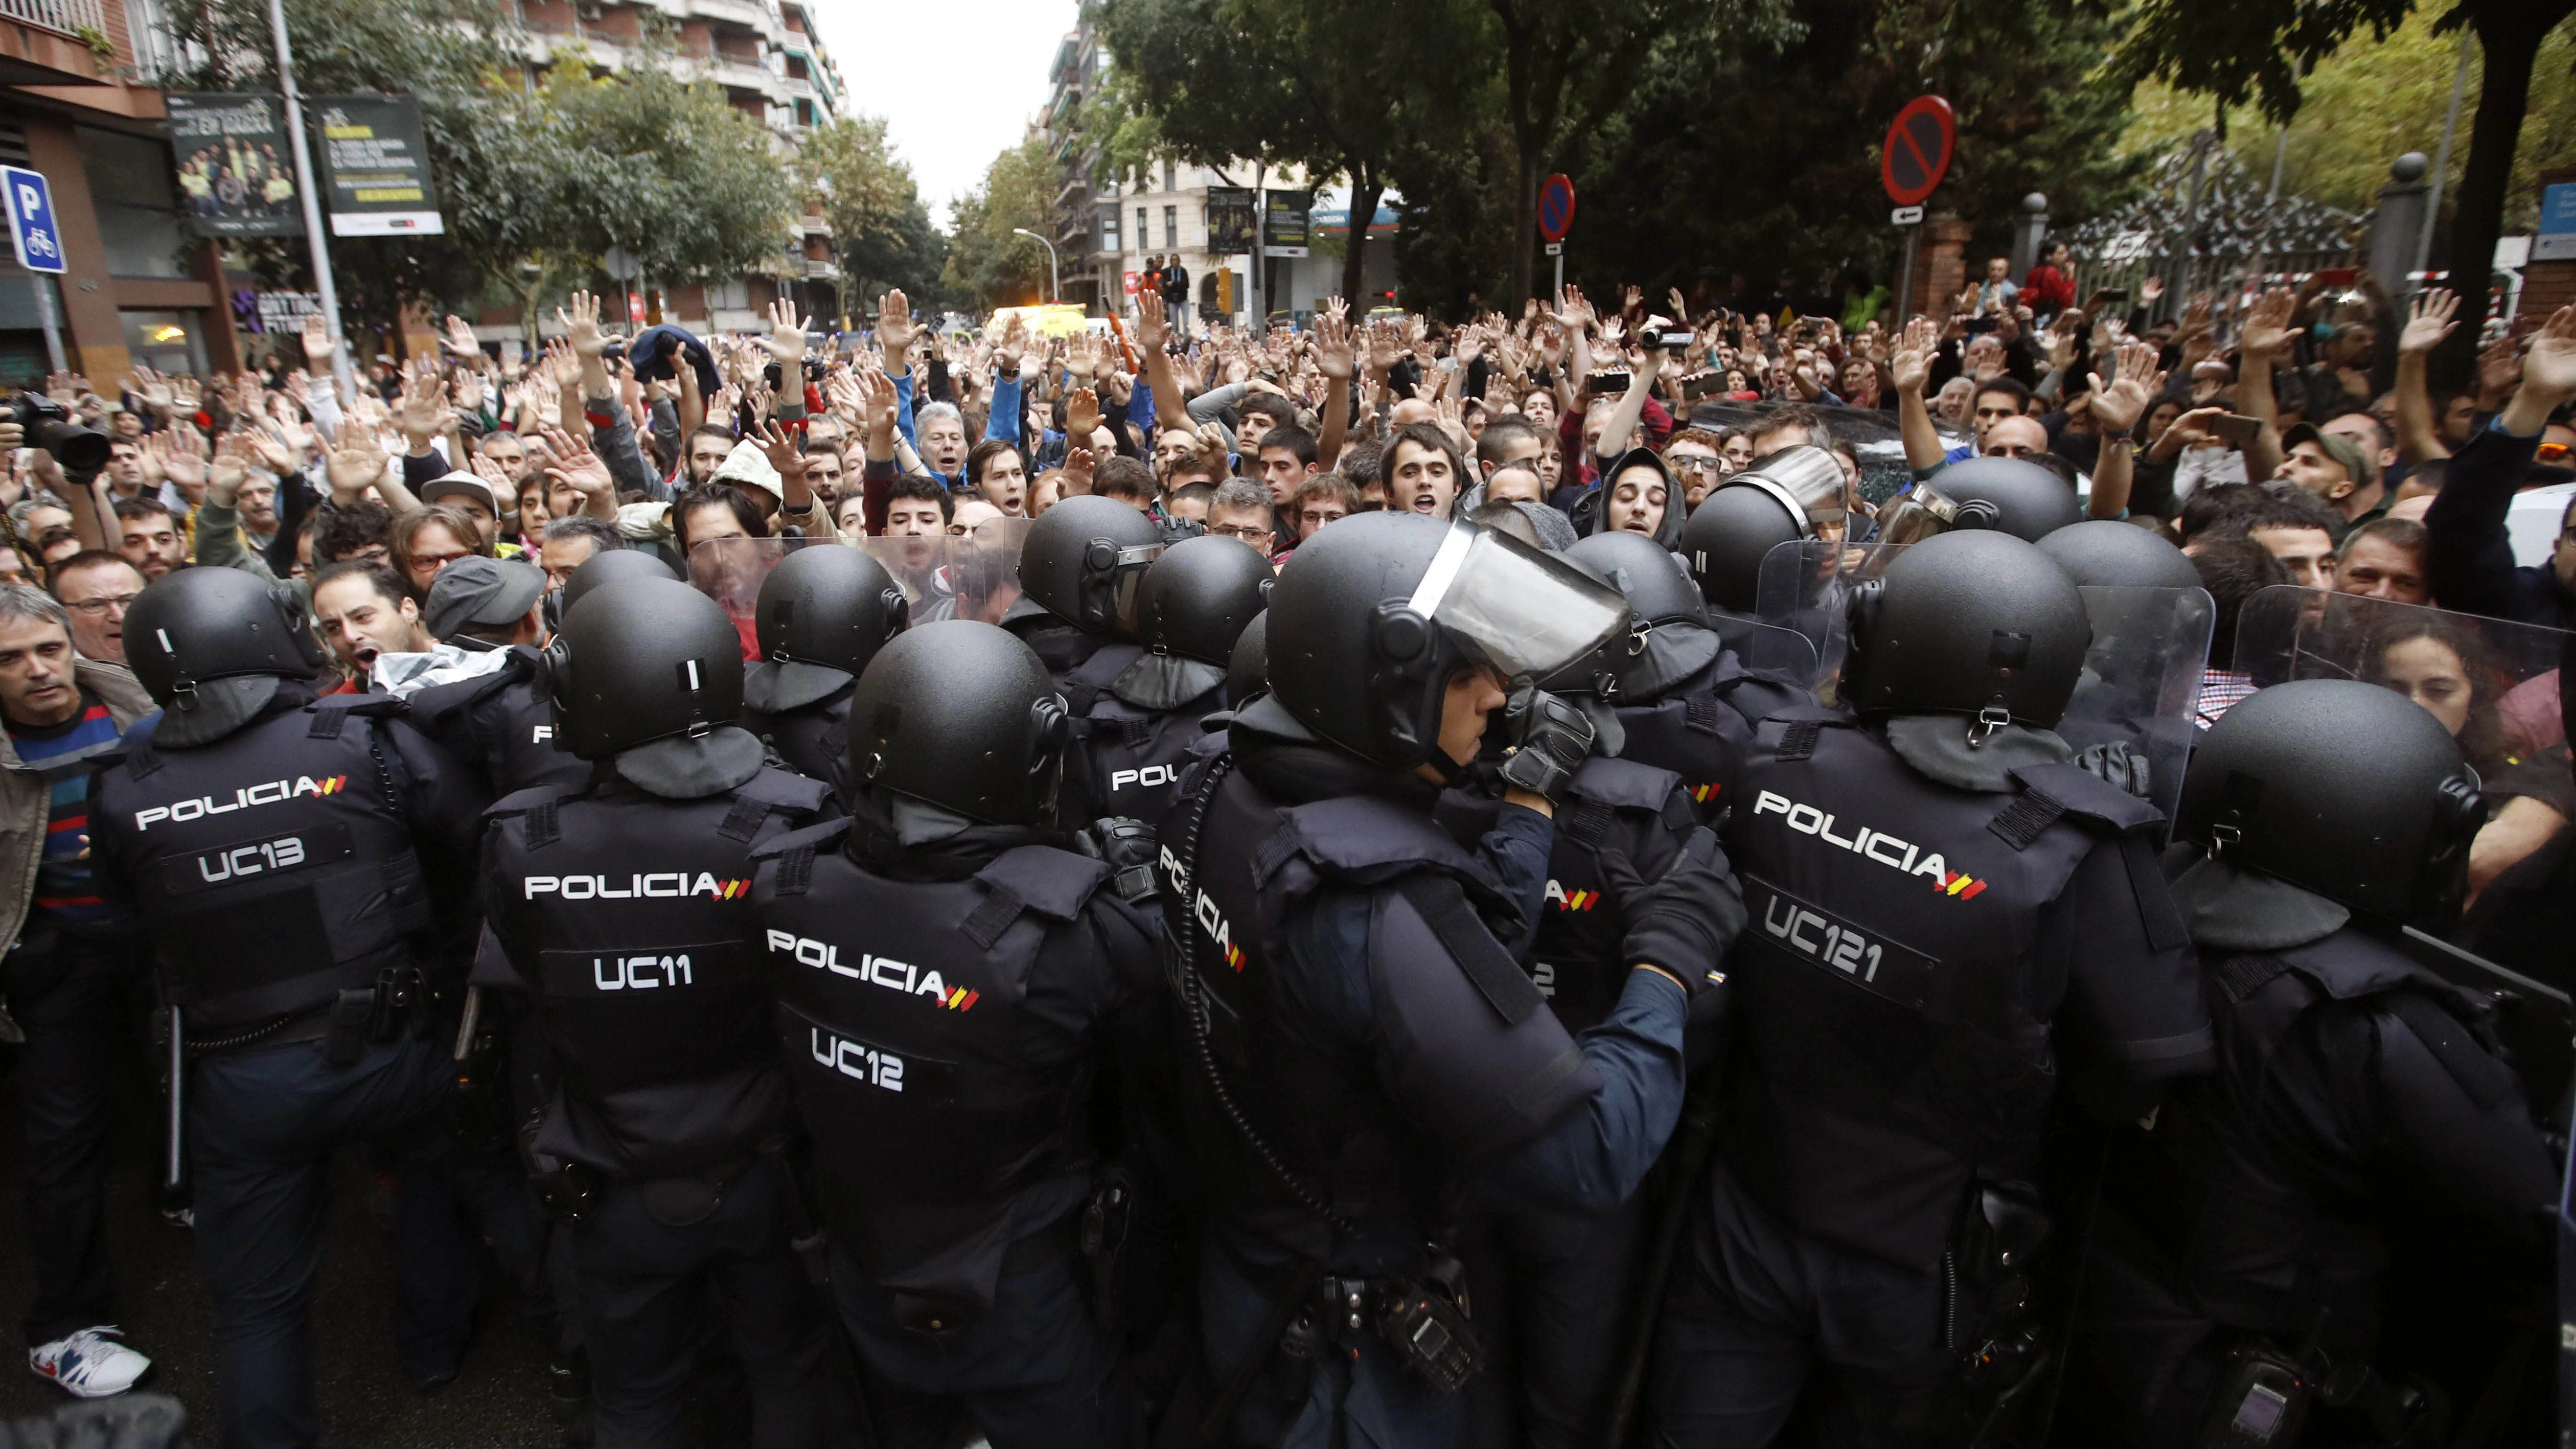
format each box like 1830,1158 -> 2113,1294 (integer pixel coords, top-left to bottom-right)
28,1326 -> 151,1398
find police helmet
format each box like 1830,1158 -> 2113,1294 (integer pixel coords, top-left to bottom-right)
1227,610 -> 1269,704
1842,530 -> 2091,729
2035,519 -> 2200,590
755,545 -> 908,675
560,547 -> 676,617
1134,535 -> 1274,666
1566,530 -> 1709,629
124,567 -> 330,745
844,619 -> 1068,826
1267,511 -> 1627,770
547,577 -> 743,759
1678,445 -> 1848,614
1880,456 -> 2082,545
1018,495 -> 1165,637
2176,679 -> 2483,927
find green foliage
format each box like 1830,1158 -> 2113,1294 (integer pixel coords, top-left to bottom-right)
942,135 -> 1055,309
799,114 -> 946,310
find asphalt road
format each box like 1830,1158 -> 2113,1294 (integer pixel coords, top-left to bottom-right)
0,1047 -> 575,1446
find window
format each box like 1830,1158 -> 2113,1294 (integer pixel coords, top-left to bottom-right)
1164,205 -> 1178,248
1098,204 -> 1120,254
1162,160 -> 1176,193
79,127 -> 188,279
1137,208 -> 1148,250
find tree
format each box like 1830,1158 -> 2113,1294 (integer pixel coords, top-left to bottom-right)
801,116 -> 946,310
942,136 -> 1055,309
2112,0 -> 2575,380
1095,0 -> 1481,307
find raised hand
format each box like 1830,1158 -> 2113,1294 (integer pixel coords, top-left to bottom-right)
1316,304 -> 1358,381
1135,287 -> 1170,353
326,423 -> 390,500
1063,445 -> 1096,492
876,289 -> 916,364
538,424 -> 614,504
559,291 -> 619,359
207,432 -> 258,504
1554,283 -> 1595,336
2398,288 -> 2460,357
2087,341 -> 2166,434
154,427 -> 209,490
2523,305 -> 2576,403
300,313 -> 336,374
2476,327 -> 2522,405
752,418 -> 806,482
443,313 -> 480,357
1064,386 -> 1101,441
2237,287 -> 2299,362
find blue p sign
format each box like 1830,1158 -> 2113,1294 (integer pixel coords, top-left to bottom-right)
2,166 -> 65,274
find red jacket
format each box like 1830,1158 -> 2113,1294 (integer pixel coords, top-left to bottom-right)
2023,264 -> 2076,315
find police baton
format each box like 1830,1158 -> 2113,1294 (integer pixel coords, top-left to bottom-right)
158,1004 -> 188,1205
1597,1065 -> 1727,1449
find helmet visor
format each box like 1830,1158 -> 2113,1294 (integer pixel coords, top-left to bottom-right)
1409,523 -> 1628,684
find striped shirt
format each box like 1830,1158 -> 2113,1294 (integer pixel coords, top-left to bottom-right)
7,691 -> 133,932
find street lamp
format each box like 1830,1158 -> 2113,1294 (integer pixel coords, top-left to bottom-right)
1011,227 -> 1060,302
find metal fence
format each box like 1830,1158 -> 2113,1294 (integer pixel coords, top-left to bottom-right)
2069,139 -> 2366,328
0,0 -> 110,40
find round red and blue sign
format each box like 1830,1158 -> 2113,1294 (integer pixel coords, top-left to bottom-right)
1880,96 -> 1956,208
1537,173 -> 1576,244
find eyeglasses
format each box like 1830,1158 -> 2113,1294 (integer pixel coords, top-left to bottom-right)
1207,524 -> 1272,541
1669,456 -> 1723,474
63,592 -> 140,615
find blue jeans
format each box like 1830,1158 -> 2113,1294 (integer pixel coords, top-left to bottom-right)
190,1033 -> 475,1449
1647,1164 -> 1953,1449
830,1236 -> 1137,1449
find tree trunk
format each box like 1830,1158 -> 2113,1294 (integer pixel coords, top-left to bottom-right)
2431,10 -> 2554,388
1341,168 -> 1382,308
1510,140 -> 1542,307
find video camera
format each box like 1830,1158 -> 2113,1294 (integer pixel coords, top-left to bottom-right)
10,393 -> 109,473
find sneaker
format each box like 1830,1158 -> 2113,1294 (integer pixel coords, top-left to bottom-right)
28,1326 -> 151,1398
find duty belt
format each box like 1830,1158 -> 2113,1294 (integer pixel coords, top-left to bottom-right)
182,967 -> 431,1064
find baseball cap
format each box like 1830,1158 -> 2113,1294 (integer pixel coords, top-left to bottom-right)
2282,423 -> 2374,490
420,471 -> 500,518
424,555 -> 547,641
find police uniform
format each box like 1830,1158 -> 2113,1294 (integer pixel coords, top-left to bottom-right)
1648,706 -> 2213,1445
88,684 -> 489,1449
482,761 -> 836,1448
743,685 -> 852,797
1612,645 -> 1809,826
1055,641 -> 1224,830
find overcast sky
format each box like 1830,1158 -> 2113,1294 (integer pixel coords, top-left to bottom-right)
810,0 -> 1074,230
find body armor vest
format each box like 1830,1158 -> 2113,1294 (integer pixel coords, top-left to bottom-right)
406,648 -> 588,797
2112,927 -> 2521,1362
1169,756 -> 1601,1262
1059,642 -> 1217,830
93,697 -> 432,1030
1720,707 -> 2156,1269
482,767 -> 828,1177
1614,652 -> 1806,824
754,822 -> 1108,1308
745,689 -> 852,802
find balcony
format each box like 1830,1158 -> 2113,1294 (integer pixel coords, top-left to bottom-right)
0,0 -> 123,85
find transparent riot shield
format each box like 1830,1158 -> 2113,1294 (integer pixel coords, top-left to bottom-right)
1752,539 -> 1910,700
2234,586 -> 2570,789
689,535 -> 836,650
2056,585 -> 2216,832
949,515 -> 1031,626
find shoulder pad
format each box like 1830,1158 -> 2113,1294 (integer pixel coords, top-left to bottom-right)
734,767 -> 832,816
485,783 -> 576,820
1758,703 -> 1851,728
1568,756 -> 1684,813
1274,795 -> 1491,890
2272,928 -> 2436,1003
749,815 -> 853,862
976,844 -> 1112,922
305,692 -> 406,738
2005,763 -> 2163,838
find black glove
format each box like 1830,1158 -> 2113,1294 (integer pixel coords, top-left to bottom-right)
1073,816 -> 1160,905
1597,827 -> 1745,999
1498,687 -> 1595,807
2072,740 -> 2151,799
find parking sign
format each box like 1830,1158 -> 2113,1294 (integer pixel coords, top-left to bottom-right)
1,166 -> 65,274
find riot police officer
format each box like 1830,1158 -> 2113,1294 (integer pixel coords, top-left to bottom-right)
2057,679 -> 2559,1448
1006,495 -> 1165,682
87,567 -> 489,1448
1677,445 -> 1851,622
1567,529 -> 1807,825
1648,528 -> 2213,1446
480,575 -> 836,1448
740,544 -> 909,796
2033,518 -> 2201,590
750,620 -> 1163,1449
1872,454 -> 2084,546
1059,534 -> 1269,829
1166,512 -> 1747,1448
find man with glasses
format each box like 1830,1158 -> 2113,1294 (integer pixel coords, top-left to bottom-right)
47,555 -> 146,668
1204,479 -> 1278,562
1662,429 -> 1728,507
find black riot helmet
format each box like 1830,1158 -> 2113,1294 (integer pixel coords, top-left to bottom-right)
2035,519 -> 2201,589
1566,530 -> 1708,629
1227,610 -> 1269,704
560,547 -> 676,617
1877,456 -> 2082,546
1018,495 -> 1165,637
1266,511 -> 1628,770
124,566 -> 329,744
843,619 -> 1069,826
1677,445 -> 1848,614
546,577 -> 743,759
1134,535 -> 1274,665
1842,530 -> 2091,731
2177,679 -> 2483,928
755,544 -> 908,674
